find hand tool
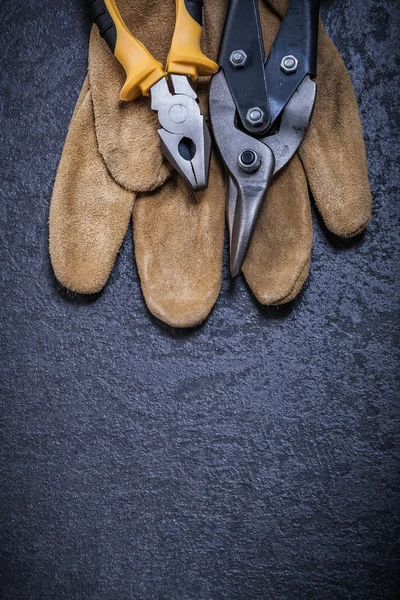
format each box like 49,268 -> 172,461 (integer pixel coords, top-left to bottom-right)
209,0 -> 320,276
89,0 -> 218,190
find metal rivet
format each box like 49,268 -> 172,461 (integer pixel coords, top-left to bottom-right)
281,55 -> 298,74
238,149 -> 261,173
229,49 -> 248,68
169,104 -> 188,124
246,107 -> 265,126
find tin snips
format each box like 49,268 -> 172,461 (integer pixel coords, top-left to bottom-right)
209,0 -> 320,276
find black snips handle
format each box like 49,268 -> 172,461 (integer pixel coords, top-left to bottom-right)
218,0 -> 271,134
218,0 -> 320,135
265,0 -> 320,123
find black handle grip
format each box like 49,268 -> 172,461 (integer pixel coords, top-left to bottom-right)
89,0 -> 117,53
265,0 -> 320,123
184,0 -> 204,26
218,0 -> 271,134
217,0 -> 320,134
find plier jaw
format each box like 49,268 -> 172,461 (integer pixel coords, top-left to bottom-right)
158,118 -> 211,191
151,76 -> 211,191
209,0 -> 320,277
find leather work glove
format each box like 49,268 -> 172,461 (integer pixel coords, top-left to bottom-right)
50,0 -> 371,326
50,0 -> 227,328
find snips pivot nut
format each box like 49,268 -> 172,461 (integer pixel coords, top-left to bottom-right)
246,107 -> 265,127
280,55 -> 298,74
238,150 -> 261,173
229,49 -> 248,68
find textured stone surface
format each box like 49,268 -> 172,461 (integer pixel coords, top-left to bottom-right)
0,1 -> 399,599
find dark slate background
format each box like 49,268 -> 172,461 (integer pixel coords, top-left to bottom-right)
1,1 -> 399,599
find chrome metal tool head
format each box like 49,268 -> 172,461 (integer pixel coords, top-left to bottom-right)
150,75 -> 211,191
209,71 -> 316,276
209,71 -> 275,277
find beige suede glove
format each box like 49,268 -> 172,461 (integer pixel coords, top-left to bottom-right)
50,1 -> 371,326
50,0 -> 226,328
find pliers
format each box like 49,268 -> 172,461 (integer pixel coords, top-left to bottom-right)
209,0 -> 320,276
89,0 -> 218,190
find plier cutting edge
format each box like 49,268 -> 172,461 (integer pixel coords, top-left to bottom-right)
89,0 -> 218,190
209,0 -> 320,276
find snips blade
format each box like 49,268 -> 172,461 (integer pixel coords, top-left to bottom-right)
150,75 -> 211,190
210,72 -> 316,277
209,71 -> 275,277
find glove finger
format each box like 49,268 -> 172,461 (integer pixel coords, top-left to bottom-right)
88,0 -> 174,192
88,34 -> 170,194
133,154 -> 225,328
265,0 -> 371,236
240,2 -> 311,306
299,25 -> 371,236
50,79 -> 135,294
242,154 -> 312,305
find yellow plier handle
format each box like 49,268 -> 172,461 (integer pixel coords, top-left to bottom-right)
167,0 -> 218,80
89,0 -> 165,101
89,0 -> 218,101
